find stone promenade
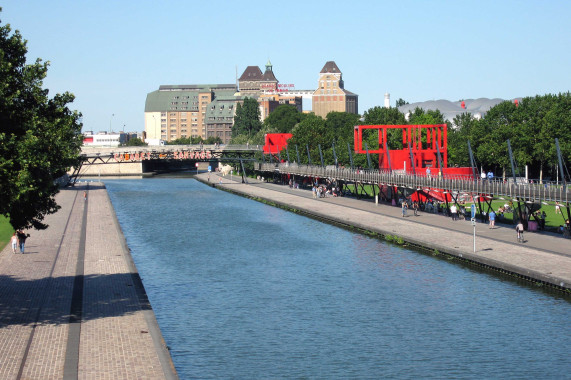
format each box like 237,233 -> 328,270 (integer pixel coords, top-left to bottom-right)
202,172 -> 571,292
0,184 -> 177,380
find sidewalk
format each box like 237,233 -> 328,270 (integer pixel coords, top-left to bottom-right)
0,183 -> 177,379
203,172 -> 571,291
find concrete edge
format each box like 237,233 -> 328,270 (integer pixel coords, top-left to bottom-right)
198,177 -> 571,294
99,183 -> 179,380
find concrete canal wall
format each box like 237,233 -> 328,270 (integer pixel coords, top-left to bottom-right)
197,172 -> 571,293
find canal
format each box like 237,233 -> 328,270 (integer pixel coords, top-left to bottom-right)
105,177 -> 571,379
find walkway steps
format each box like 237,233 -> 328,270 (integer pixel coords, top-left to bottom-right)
202,173 -> 571,292
0,184 -> 177,379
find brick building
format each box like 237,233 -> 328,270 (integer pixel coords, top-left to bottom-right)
312,61 -> 358,118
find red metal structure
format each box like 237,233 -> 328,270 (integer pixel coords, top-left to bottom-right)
263,133 -> 292,154
354,124 -> 448,173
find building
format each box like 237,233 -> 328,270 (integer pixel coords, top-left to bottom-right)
237,61 -> 303,120
204,95 -> 238,143
312,61 -> 358,118
83,131 -> 130,147
238,60 -> 279,98
144,84 -> 237,143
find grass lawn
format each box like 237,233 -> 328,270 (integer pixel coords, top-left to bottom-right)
0,215 -> 14,251
344,183 -> 568,230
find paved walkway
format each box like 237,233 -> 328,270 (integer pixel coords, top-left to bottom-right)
0,184 -> 177,380
203,172 -> 571,291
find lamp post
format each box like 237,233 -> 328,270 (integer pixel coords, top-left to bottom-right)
109,113 -> 115,133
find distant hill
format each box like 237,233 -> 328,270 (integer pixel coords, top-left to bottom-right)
398,98 -> 522,123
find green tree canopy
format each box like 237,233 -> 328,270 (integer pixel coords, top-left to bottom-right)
204,136 -> 222,144
362,106 -> 407,150
124,137 -> 147,146
166,137 -> 190,145
447,113 -> 479,167
263,104 -> 302,133
232,97 -> 262,139
286,114 -> 327,164
471,94 -> 571,180
0,13 -> 83,230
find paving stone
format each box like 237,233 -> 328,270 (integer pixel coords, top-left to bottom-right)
0,184 -> 177,379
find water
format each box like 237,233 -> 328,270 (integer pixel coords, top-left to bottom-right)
105,177 -> 571,379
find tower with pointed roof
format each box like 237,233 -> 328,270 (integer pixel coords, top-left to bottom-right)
312,61 -> 358,118
238,61 -> 279,97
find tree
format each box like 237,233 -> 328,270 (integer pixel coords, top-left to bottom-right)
395,98 -> 408,107
124,137 -> 147,146
286,114 -> 327,164
362,106 -> 407,150
232,97 -> 262,139
204,136 -> 222,144
263,104 -> 302,133
447,113 -> 479,167
324,112 -> 365,167
166,137 -> 190,145
0,14 -> 83,230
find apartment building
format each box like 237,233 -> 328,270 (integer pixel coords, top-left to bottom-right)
144,84 -> 237,142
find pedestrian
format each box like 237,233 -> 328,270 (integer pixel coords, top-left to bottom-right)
83,190 -> 87,200
489,210 -> 496,228
16,230 -> 28,254
450,204 -> 458,221
487,171 -> 494,181
516,221 -> 524,242
480,171 -> 486,181
10,233 -> 18,254
402,200 -> 407,217
413,201 -> 419,216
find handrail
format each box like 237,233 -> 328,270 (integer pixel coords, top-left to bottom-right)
257,163 -> 570,204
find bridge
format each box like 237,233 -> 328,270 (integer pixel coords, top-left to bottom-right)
72,143 -> 570,233
72,144 -> 262,179
254,162 -> 571,231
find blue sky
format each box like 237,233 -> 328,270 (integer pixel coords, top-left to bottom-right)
2,1 -> 570,133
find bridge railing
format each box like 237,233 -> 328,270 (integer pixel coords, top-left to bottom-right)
257,163 -> 570,203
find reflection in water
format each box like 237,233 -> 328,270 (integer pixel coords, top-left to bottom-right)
106,178 -> 571,379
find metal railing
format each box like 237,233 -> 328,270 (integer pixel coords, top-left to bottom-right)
257,163 -> 570,203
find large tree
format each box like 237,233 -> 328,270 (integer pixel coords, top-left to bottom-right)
0,12 -> 83,230
362,106 -> 407,150
263,104 -> 302,134
232,97 -> 262,139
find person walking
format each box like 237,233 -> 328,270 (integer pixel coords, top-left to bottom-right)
489,210 -> 496,229
413,201 -> 419,216
16,230 -> 28,254
450,204 -> 458,221
10,233 -> 18,254
516,221 -> 524,242
402,200 -> 408,217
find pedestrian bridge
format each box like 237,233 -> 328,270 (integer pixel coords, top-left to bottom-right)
256,162 -> 570,205
72,144 -> 262,178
